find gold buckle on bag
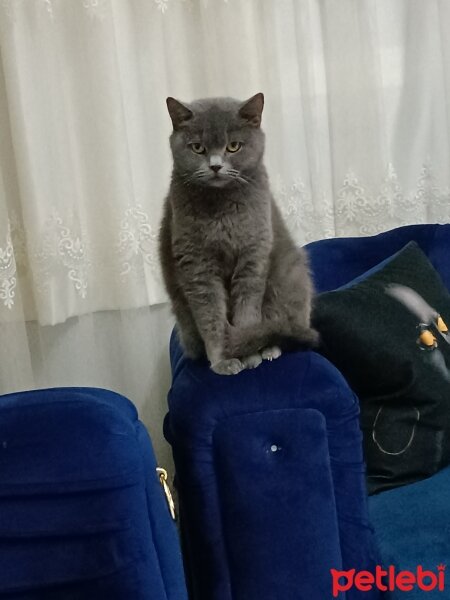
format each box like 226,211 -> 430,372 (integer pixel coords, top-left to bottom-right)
156,467 -> 176,521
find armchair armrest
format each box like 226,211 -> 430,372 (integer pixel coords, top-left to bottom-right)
165,332 -> 379,600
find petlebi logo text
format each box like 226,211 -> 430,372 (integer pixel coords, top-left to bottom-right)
331,564 -> 446,597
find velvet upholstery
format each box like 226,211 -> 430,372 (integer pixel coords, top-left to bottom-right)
165,223 -> 450,600
369,464 -> 450,599
307,224 -> 450,294
165,342 -> 379,600
0,387 -> 187,600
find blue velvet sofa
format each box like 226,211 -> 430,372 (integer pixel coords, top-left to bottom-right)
165,223 -> 450,600
0,387 -> 187,599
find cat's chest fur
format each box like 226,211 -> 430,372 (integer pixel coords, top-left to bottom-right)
202,203 -> 262,250
173,192 -> 272,272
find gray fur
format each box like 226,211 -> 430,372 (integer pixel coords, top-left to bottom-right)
159,93 -> 318,375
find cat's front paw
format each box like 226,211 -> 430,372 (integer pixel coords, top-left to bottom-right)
211,358 -> 245,376
242,353 -> 263,369
261,346 -> 282,361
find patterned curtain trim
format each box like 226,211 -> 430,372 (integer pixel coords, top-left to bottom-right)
0,226 -> 16,310
0,0 -> 233,24
1,162 -> 448,317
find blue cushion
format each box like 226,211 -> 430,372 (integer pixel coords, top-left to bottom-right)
369,465 -> 450,599
0,387 -> 187,599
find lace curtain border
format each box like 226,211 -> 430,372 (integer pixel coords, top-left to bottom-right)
1,162 -> 449,315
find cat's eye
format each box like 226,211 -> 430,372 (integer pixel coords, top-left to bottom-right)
189,143 -> 206,154
226,141 -> 242,153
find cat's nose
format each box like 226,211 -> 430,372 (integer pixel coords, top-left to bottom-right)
210,164 -> 222,173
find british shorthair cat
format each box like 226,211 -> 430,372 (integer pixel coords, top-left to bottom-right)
159,93 -> 318,375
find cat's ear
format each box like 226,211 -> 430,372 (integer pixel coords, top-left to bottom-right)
239,93 -> 264,127
166,97 -> 193,130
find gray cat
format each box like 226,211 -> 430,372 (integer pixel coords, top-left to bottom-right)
159,93 -> 318,375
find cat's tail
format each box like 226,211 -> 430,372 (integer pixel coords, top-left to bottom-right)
225,320 -> 319,358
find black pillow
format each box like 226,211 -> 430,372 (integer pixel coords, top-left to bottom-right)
312,242 -> 450,495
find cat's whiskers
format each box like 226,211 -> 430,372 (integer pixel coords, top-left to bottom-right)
226,170 -> 249,185
179,171 -> 194,185
179,169 -> 209,186
192,169 -> 208,180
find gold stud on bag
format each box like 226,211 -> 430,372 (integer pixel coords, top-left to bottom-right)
437,315 -> 448,334
156,467 -> 176,521
418,328 -> 437,349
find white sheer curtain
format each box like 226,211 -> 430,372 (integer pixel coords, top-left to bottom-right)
1,0 -> 449,465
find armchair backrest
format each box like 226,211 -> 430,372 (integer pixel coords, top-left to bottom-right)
306,224 -> 450,293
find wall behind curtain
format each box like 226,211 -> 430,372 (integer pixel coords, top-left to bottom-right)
1,0 -> 449,467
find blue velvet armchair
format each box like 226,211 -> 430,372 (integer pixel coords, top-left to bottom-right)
164,223 -> 450,600
0,387 -> 188,599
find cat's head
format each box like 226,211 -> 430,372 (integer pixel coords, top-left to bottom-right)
166,93 -> 265,188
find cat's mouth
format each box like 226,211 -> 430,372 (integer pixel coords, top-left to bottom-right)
207,173 -> 230,187
206,170 -> 248,188
184,168 -> 248,188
